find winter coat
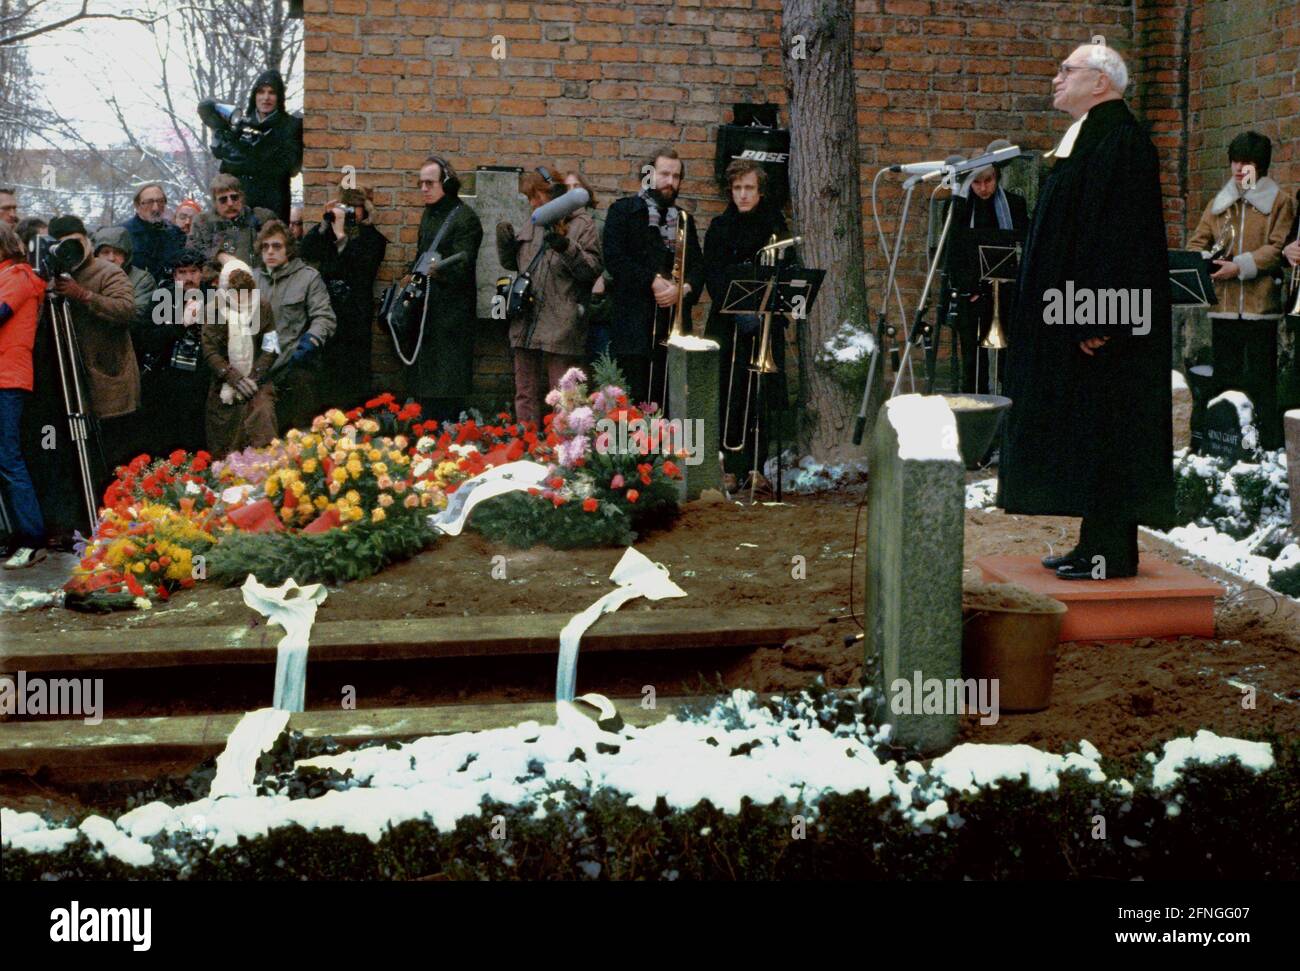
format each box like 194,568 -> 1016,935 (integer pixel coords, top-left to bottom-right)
1187,176 -> 1296,320
602,194 -> 704,357
65,255 -> 141,420
255,257 -> 336,378
211,69 -> 303,222
0,258 -> 46,391
189,205 -> 277,267
121,213 -> 187,282
702,199 -> 791,338
997,98 -> 1175,528
201,291 -> 278,457
139,282 -> 208,455
299,219 -> 388,409
497,207 -> 602,356
409,194 -> 483,399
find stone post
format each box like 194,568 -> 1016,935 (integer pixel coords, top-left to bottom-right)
1286,410 -> 1300,534
666,334 -> 723,501
866,394 -> 966,753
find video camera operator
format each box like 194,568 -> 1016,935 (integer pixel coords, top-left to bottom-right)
299,186 -> 388,412
0,223 -> 48,569
121,182 -> 187,282
138,248 -> 209,454
206,70 -> 302,223
190,175 -> 276,268
37,216 -> 141,531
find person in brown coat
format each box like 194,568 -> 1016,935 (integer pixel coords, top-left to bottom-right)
201,258 -> 278,457
496,165 -> 603,425
47,214 -> 140,479
1187,132 -> 1296,450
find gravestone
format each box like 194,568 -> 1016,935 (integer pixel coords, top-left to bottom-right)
1203,390 -> 1259,463
1171,369 -> 1193,452
866,394 -> 965,753
464,167 -> 530,319
666,334 -> 723,501
1286,410 -> 1300,533
1185,363 -> 1215,454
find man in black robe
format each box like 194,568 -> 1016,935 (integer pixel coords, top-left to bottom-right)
997,42 -> 1174,580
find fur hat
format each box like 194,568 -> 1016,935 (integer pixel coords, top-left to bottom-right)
48,214 -> 88,239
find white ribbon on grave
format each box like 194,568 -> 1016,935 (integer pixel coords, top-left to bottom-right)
426,460 -> 551,537
241,574 -> 328,713
208,707 -> 292,800
555,547 -> 687,703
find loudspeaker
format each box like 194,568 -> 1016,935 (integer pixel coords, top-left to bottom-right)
715,106 -> 790,209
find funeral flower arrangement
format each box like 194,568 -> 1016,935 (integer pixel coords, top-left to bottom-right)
63,360 -> 684,610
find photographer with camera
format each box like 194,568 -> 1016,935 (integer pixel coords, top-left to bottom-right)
255,219 -> 336,433
0,223 -> 48,568
138,248 -> 209,455
299,186 -> 388,412
202,258 -> 278,458
46,215 -> 141,489
121,183 -> 187,283
207,69 -> 302,223
496,164 -> 602,426
190,175 -> 277,268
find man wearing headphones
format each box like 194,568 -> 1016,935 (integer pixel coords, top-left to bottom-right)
405,155 -> 483,421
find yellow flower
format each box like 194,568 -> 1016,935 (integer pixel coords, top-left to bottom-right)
314,495 -> 329,510
346,490 -> 361,504
388,450 -> 403,463
368,448 -> 382,462
371,507 -> 386,523
302,458 -> 318,474
330,410 -> 347,427
133,561 -> 147,573
371,462 -> 388,476
265,475 -> 280,497
378,493 -> 394,508
348,465 -> 361,480
291,480 -> 306,496
332,467 -> 348,484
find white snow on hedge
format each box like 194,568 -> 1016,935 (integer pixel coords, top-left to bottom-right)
1150,730 -> 1275,790
965,478 -> 997,510
1,696 -> 1278,868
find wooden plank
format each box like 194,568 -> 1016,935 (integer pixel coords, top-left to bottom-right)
0,696 -> 710,782
1,607 -> 815,673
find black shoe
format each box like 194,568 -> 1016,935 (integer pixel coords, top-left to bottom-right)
1041,547 -> 1084,570
1056,559 -> 1137,581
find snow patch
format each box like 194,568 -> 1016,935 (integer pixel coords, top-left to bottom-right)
885,394 -> 961,463
1150,730 -> 1275,790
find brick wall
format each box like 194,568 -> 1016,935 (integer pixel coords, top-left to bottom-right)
302,0 -> 1249,399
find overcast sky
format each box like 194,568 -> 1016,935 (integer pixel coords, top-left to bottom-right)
24,1 -> 302,150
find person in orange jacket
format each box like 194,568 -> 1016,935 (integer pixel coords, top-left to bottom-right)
0,222 -> 48,568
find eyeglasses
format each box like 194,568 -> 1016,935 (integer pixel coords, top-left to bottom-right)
216,193 -> 242,204
1056,62 -> 1100,78
140,198 -> 167,207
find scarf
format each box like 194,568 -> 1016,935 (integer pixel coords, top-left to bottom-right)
218,258 -> 258,405
639,186 -> 679,251
968,187 -> 1014,231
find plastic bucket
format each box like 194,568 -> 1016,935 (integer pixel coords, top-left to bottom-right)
961,599 -> 1068,712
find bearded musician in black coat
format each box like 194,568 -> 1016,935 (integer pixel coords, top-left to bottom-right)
703,159 -> 794,482
997,42 -> 1175,580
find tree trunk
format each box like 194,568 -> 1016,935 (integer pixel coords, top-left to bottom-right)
782,0 -> 878,462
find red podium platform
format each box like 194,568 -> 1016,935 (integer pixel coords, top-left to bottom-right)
973,555 -> 1223,643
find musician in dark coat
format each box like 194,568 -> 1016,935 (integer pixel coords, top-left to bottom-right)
703,158 -> 792,481
406,156 -> 483,422
602,148 -> 704,407
942,139 -> 1029,394
997,42 -> 1174,580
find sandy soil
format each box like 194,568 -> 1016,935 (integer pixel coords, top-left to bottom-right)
3,482 -> 1297,769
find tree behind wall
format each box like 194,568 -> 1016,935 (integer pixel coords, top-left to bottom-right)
781,0 -> 877,463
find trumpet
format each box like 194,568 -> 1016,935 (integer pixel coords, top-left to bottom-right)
1207,218 -> 1236,262
649,211 -> 690,408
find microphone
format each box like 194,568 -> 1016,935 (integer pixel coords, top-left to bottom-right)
948,144 -> 1026,175
889,159 -> 950,175
903,156 -> 966,191
761,235 -> 803,254
531,188 -> 590,227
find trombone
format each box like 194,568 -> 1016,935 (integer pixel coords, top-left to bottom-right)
722,234 -> 801,476
648,211 -> 690,411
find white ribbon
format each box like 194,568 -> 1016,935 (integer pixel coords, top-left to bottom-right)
426,460 -> 551,537
241,574 -> 328,713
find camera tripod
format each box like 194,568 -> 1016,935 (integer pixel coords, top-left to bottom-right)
46,293 -> 105,529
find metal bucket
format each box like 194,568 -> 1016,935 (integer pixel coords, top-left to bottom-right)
962,600 -> 1068,712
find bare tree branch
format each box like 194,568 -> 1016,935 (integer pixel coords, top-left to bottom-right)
0,0 -> 162,46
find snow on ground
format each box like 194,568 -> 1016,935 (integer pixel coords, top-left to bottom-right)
764,453 -> 869,494
0,691 -> 1278,867
965,478 -> 997,510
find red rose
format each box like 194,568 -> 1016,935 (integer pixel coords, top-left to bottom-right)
169,449 -> 186,466
551,495 -> 567,507
548,476 -> 564,490
527,487 -> 541,496
626,489 -> 640,503
663,461 -> 681,478
582,497 -> 598,513
191,457 -> 209,474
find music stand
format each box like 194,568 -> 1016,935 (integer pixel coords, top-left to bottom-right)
719,263 -> 825,501
940,226 -> 1022,395
1168,249 -> 1218,306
